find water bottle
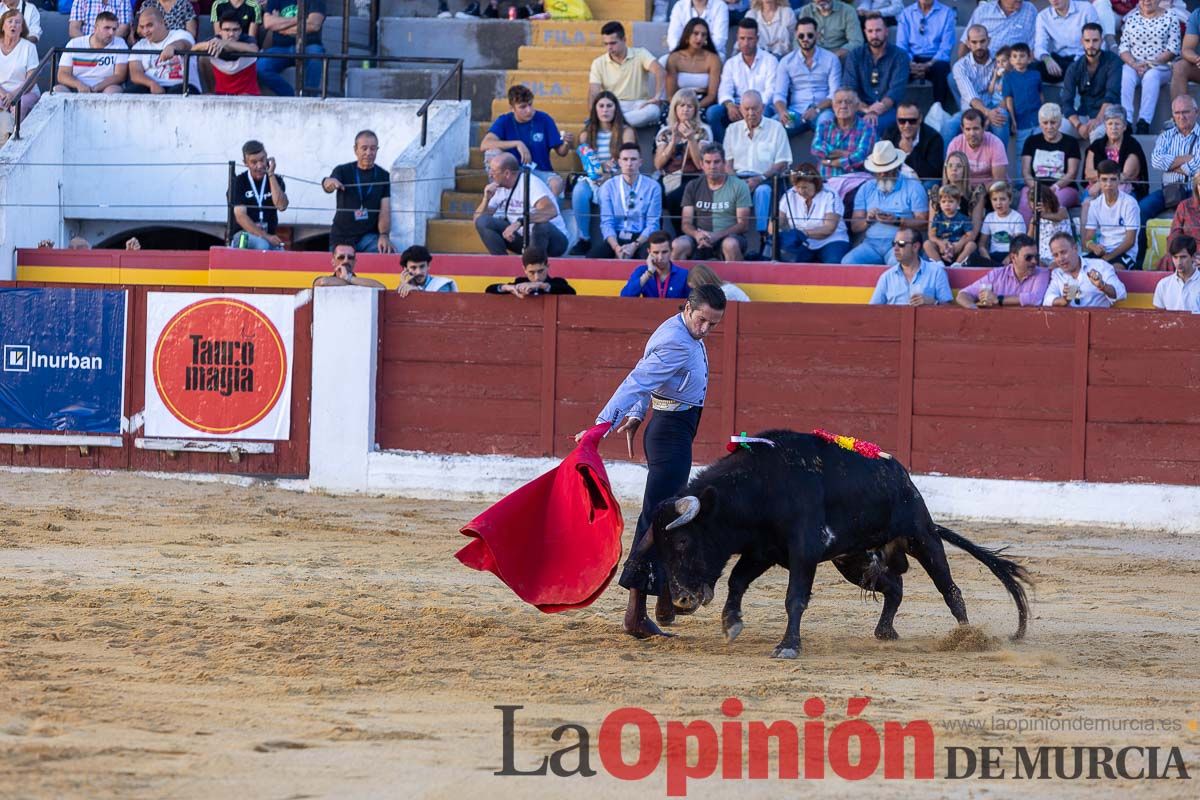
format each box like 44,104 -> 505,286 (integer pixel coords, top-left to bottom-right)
578,144 -> 603,182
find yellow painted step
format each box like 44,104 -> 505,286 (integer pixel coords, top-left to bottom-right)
588,0 -> 652,22
468,146 -> 582,173
529,20 -> 656,48
426,218 -> 488,254
455,167 -> 492,193
440,191 -> 480,220
518,45 -> 600,71
490,97 -> 589,122
506,69 -> 590,100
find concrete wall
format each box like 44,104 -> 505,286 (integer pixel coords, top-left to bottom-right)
0,100 -> 66,276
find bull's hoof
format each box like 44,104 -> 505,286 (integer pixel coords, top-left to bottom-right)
723,616 -> 743,644
874,626 -> 899,641
771,645 -> 800,659
654,599 -> 676,626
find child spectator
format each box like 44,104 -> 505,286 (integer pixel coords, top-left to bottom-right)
987,46 -> 1011,114
980,182 -> 1026,265
1027,180 -> 1074,266
923,185 -> 978,267
1002,43 -> 1043,159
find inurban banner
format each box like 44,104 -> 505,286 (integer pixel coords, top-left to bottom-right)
0,287 -> 127,433
144,293 -> 294,440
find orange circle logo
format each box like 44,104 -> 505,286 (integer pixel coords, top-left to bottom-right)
153,298 -> 287,434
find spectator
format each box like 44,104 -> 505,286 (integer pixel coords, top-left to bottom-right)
800,0 -> 862,59
855,1 -> 902,27
655,88 -> 712,233
572,91 -> 636,255
980,181 -> 1027,265
1002,43 -> 1043,159
1145,95 -> 1200,228
675,143 -> 752,261
747,0 -> 797,58
724,90 -> 790,256
0,10 -> 36,126
194,10 -> 260,96
1043,230 -> 1128,307
1167,175 -> 1200,258
481,85 -> 574,198
211,0 -> 262,38
957,0 -> 1038,59
881,101 -> 944,183
322,130 -> 394,254
1083,159 -> 1140,269
1081,105 -> 1147,227
1093,0 -> 1143,51
38,235 -> 140,249
955,233 -> 1050,308
70,0 -> 131,40
588,21 -> 666,129
843,13 -> 907,132
259,0 -> 325,97
776,162 -> 850,263
935,150 -> 987,232
844,141 -> 930,265
396,245 -> 457,296
666,0 -> 729,56
473,152 -> 569,257
811,87 -> 875,179
687,262 -> 750,302
772,15 -> 839,135
946,25 -> 1010,145
923,185 -> 978,267
1119,0 -> 1179,134
664,17 -> 722,114
868,231 -> 952,305
1152,234 -> 1200,309
707,18 -> 778,144
1061,22 -> 1122,141
229,140 -> 288,250
128,8 -> 194,95
313,244 -> 386,288
1034,0 -> 1100,83
2,0 -> 38,43
54,11 -> 128,95
1173,2 -> 1200,100
596,142 -> 662,260
1027,180 -> 1076,266
620,231 -> 689,298
896,0 -> 955,112
135,0 -> 197,38
947,109 -> 1010,189
1018,103 -> 1081,222
486,245 -> 576,297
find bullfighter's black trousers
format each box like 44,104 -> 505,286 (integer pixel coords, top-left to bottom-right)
618,405 -> 701,596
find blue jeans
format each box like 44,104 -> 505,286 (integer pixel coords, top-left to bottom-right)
1014,127 -> 1036,169
842,236 -> 897,266
780,231 -> 850,264
781,106 -> 833,136
942,109 -> 1010,146
258,44 -> 326,97
572,179 -> 596,241
230,231 -> 284,250
1139,189 -> 1165,224
751,182 -> 772,234
352,232 -> 383,253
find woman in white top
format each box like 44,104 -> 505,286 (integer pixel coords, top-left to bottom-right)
664,17 -> 722,113
687,262 -> 751,302
0,9 -> 38,128
746,0 -> 797,58
776,163 -> 850,264
571,91 -> 637,255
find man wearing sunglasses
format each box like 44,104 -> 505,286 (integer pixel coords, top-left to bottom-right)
313,244 -> 385,288
881,101 -> 945,184
896,0 -> 956,112
956,234 -> 1050,309
867,231 -> 951,306
773,16 -> 839,135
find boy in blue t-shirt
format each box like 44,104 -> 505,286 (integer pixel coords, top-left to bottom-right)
1002,43 -> 1042,163
479,84 -> 575,196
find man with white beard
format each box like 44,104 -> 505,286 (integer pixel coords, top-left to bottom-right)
842,141 -> 929,265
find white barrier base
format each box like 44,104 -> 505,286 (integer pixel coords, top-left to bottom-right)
365,449 -> 1200,535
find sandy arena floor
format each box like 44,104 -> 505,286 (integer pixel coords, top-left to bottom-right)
0,470 -> 1197,799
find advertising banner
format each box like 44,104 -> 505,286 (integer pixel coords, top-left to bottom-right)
144,293 -> 294,440
0,288 -> 127,433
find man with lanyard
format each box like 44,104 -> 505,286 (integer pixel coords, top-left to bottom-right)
322,130 -> 394,254
229,140 -> 288,250
596,142 -> 662,259
619,231 -> 689,297
577,284 -> 727,638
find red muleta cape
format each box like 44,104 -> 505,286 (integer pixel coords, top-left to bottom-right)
456,423 -> 624,613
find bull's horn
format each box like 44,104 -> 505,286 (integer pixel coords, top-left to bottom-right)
665,496 -> 701,530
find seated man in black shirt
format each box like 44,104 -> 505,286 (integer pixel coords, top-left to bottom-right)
485,246 -> 576,297
229,139 -> 288,249
880,101 -> 945,186
321,130 -> 395,254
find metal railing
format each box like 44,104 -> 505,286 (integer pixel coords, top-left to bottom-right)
10,48 -> 463,148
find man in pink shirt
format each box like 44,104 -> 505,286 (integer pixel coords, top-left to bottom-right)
947,108 -> 1009,187
955,234 -> 1050,308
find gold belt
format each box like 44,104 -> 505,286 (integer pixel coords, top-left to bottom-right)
651,395 -> 694,412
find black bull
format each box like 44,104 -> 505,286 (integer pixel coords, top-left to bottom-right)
639,430 -> 1032,659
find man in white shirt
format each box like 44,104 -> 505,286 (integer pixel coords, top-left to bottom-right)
707,17 -> 779,144
1034,0 -> 1100,83
724,91 -> 790,256
944,24 -> 1010,144
773,16 -> 840,135
1083,159 -> 1140,270
128,6 -> 196,95
1043,231 -> 1128,308
1153,235 -> 1200,311
54,11 -> 128,95
667,0 -> 729,57
473,153 -> 569,257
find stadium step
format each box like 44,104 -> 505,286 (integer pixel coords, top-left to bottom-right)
455,167 -> 492,193
426,218 -> 489,254
467,147 -> 582,173
505,69 -> 590,100
517,45 -> 599,71
440,191 -> 481,220
587,0 -> 653,22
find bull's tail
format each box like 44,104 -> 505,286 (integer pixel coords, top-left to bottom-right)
934,524 -> 1032,640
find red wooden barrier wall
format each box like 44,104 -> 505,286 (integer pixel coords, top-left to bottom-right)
0,284 -> 312,478
377,295 -> 1200,487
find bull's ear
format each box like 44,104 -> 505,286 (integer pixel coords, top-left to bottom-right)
699,485 -> 719,516
632,526 -> 655,558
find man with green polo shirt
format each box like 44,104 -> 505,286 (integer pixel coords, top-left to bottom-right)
674,144 -> 753,261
